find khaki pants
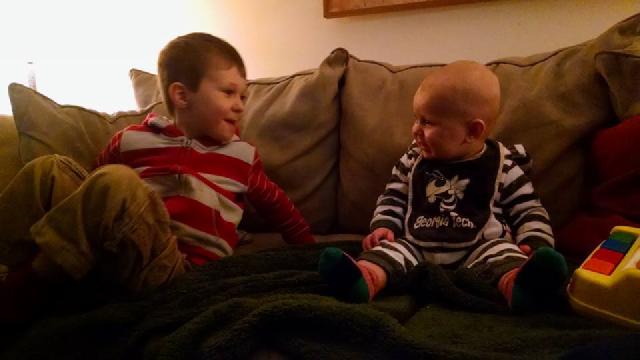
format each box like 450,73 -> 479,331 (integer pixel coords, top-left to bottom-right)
0,155 -> 185,292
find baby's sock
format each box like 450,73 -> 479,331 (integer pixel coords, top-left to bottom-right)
498,247 -> 569,313
318,247 -> 386,303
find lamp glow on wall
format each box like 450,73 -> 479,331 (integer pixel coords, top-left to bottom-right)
26,61 -> 37,91
0,0 -> 200,115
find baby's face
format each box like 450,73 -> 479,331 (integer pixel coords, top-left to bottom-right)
179,64 -> 247,143
411,88 -> 474,161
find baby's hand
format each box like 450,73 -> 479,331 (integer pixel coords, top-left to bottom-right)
363,228 -> 395,250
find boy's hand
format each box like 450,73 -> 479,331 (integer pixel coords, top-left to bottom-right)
363,228 -> 395,250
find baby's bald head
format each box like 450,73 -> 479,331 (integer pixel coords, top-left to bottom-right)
415,60 -> 501,134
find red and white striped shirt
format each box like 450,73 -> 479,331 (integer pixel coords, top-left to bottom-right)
96,114 -> 314,265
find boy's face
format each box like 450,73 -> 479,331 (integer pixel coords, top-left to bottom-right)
411,87 -> 472,161
180,64 -> 247,143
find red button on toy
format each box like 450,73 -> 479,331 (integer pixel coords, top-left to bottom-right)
591,248 -> 624,266
582,257 -> 615,275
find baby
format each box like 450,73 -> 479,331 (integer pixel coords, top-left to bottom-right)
319,61 -> 568,312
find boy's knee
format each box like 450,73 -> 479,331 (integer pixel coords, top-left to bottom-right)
27,154 -> 75,170
25,155 -> 88,181
90,165 -> 140,186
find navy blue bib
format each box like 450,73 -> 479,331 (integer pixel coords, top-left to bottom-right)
407,140 -> 500,243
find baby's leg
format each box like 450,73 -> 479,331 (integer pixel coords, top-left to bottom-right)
463,239 -> 567,312
29,164 -> 186,293
0,155 -> 86,267
500,247 -> 568,313
319,239 -> 422,302
463,238 -> 529,285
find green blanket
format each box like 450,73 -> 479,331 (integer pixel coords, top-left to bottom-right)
2,241 -> 638,359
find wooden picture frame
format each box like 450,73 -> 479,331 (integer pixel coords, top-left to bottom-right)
323,0 -> 491,18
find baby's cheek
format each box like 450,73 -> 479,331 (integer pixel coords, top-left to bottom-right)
411,125 -> 420,139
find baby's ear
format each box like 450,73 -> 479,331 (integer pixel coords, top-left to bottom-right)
467,118 -> 486,140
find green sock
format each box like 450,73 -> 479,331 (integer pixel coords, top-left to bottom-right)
318,247 -> 370,303
511,247 -> 569,313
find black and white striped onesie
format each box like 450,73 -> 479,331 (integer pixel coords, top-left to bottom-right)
360,139 -> 554,285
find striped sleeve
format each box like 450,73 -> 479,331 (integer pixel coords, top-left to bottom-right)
504,143 -> 532,175
95,130 -> 125,169
370,144 -> 419,236
498,148 -> 554,249
246,154 -> 315,245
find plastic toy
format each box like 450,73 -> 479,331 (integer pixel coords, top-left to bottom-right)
567,226 -> 640,328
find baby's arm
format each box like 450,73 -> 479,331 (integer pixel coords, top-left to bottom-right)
365,145 -> 418,250
499,149 -> 554,253
246,155 -> 314,245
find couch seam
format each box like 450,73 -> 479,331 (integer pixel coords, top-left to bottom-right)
248,70 -> 317,86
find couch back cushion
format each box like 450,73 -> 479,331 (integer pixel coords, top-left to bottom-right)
0,115 -> 23,192
595,39 -> 640,120
9,83 -> 164,171
129,50 -> 347,234
338,14 -> 640,234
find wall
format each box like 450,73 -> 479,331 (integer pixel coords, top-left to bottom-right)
0,0 -> 638,114
194,0 -> 640,78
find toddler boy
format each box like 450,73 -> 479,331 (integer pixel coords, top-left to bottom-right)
0,33 -> 314,322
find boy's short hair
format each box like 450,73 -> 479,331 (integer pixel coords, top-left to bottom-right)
157,32 -> 246,116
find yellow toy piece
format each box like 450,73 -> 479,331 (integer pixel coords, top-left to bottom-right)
567,226 -> 640,328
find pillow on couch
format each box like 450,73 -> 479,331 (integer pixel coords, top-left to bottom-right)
337,14 -> 640,234
8,83 -> 164,171
556,115 -> 640,261
129,50 -> 348,234
129,68 -> 165,112
595,41 -> 640,120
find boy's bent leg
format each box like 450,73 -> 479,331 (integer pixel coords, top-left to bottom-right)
0,155 -> 87,267
30,164 -> 185,293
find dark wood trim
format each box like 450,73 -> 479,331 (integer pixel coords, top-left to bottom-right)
324,0 -> 492,19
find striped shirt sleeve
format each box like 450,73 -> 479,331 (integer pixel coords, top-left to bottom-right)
246,154 -> 315,245
370,144 -> 419,236
95,130 -> 124,169
499,146 -> 554,249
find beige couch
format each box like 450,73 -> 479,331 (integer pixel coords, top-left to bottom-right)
2,14 -> 640,260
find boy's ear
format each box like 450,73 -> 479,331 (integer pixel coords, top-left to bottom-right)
467,118 -> 486,141
168,82 -> 189,110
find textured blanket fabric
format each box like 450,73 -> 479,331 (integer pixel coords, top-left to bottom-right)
2,241 -> 637,360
